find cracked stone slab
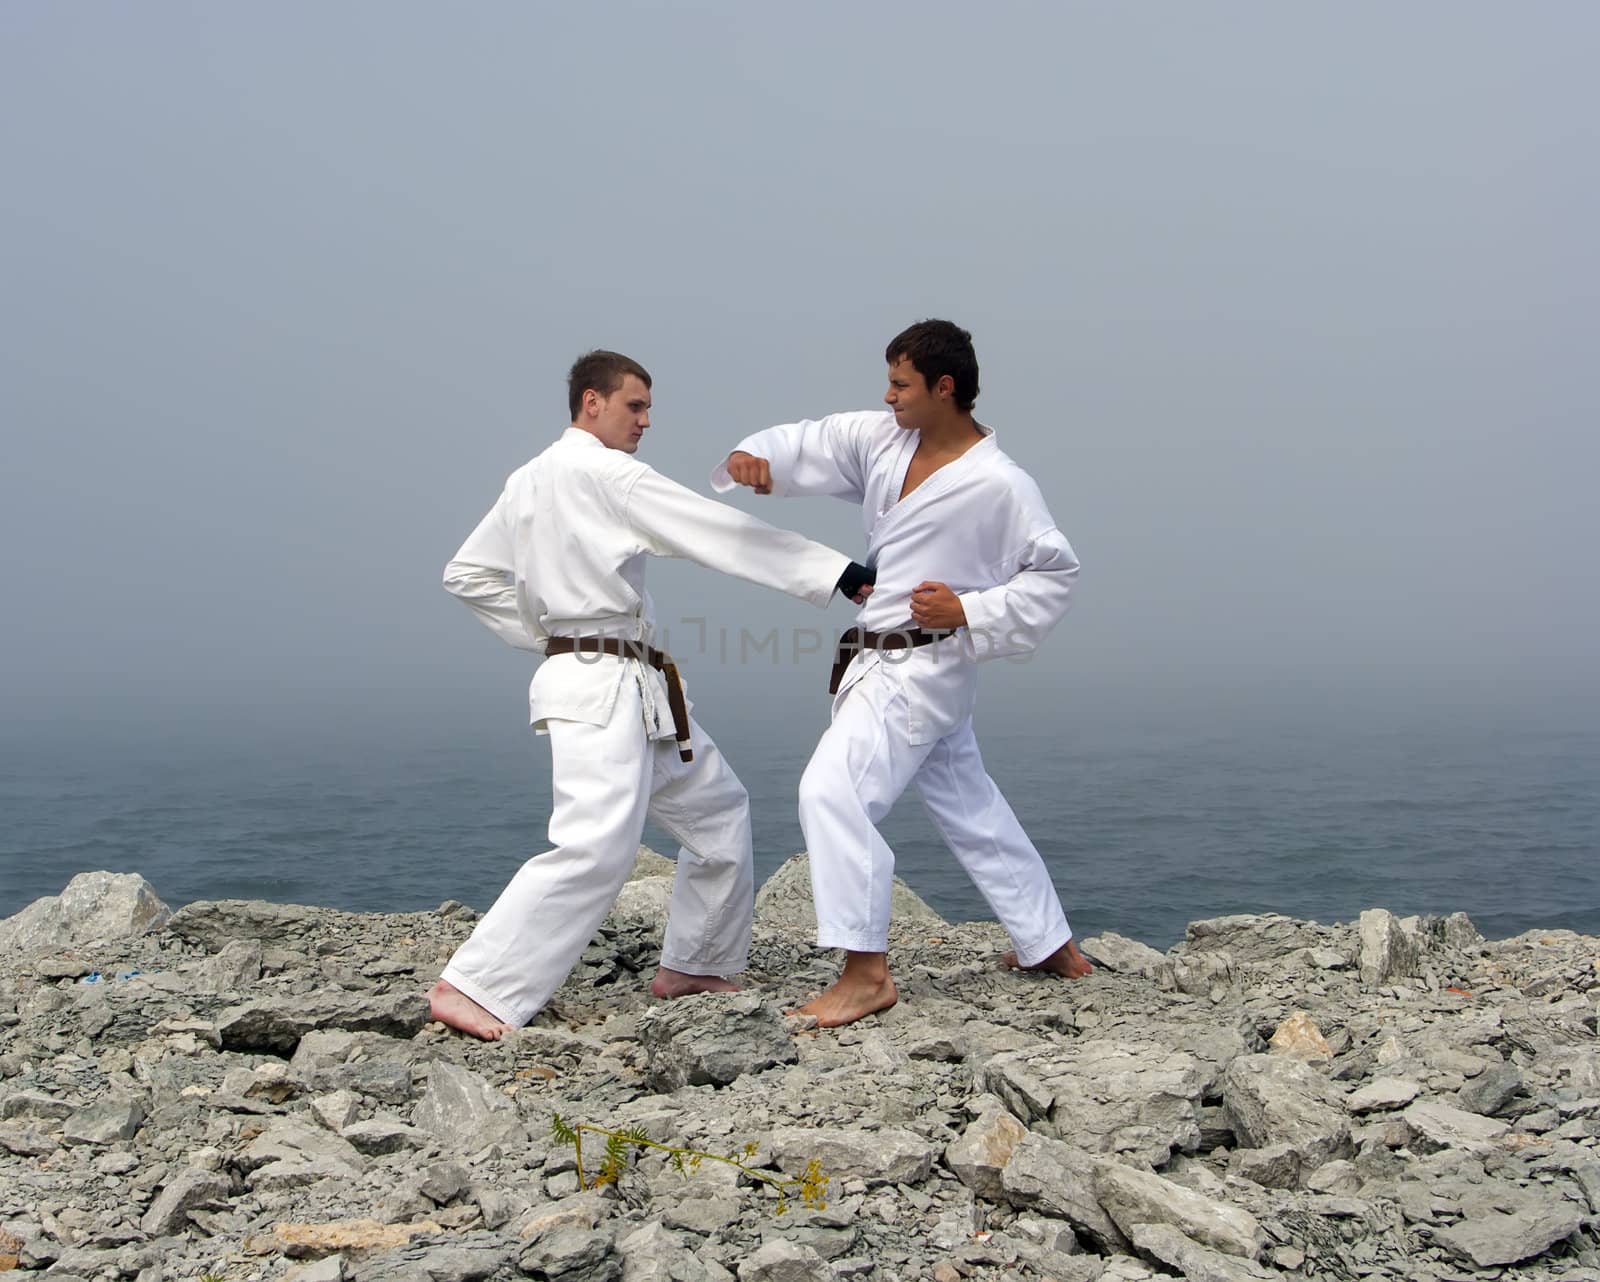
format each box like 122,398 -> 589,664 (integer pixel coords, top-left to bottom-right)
1401,1099 -> 1510,1154
1222,1054 -> 1352,1171
1092,1160 -> 1265,1261
998,1132 -> 1130,1254
768,1126 -> 936,1186
215,992 -> 429,1054
1432,1205 -> 1583,1267
980,1036 -> 1207,1165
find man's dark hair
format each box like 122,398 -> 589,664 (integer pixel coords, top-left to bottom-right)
567,350 -> 652,420
885,319 -> 979,412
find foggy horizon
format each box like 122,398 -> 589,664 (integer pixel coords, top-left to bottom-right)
3,4 -> 1596,734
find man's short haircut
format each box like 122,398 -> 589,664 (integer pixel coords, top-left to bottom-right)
885,319 -> 980,412
567,350 -> 652,420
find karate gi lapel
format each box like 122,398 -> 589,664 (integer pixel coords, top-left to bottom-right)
866,429 -> 996,563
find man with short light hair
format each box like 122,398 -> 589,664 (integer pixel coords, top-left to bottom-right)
431,350 -> 873,1039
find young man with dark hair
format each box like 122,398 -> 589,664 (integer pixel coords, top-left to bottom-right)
715,320 -> 1090,1027
432,350 -> 873,1039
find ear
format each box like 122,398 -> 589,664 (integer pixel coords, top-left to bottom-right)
581,388 -> 602,418
934,374 -> 957,402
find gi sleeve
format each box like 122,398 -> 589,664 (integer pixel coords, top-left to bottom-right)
621,467 -> 852,609
709,412 -> 873,501
956,527 -> 1080,662
441,493 -> 540,653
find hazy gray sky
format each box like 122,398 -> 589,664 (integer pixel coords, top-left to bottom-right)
2,3 -> 1595,728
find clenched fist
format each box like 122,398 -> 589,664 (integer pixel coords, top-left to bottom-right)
910,581 -> 967,630
725,450 -> 773,494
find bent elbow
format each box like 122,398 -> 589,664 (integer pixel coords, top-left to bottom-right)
442,560 -> 473,598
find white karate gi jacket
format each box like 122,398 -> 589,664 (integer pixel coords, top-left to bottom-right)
446,427 -> 852,732
712,411 -> 1078,743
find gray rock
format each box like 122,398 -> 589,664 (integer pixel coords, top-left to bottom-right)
659,1190 -> 741,1236
413,1061 -> 527,1152
1358,908 -> 1419,988
1303,1159 -> 1363,1195
944,1098 -> 1028,1200
1345,1076 -> 1421,1114
1130,1224 -> 1277,1281
0,1090 -> 75,1121
518,1225 -> 619,1282
341,1118 -> 429,1156
753,853 -> 946,933
606,877 -> 672,926
0,872 -> 170,956
0,1126 -> 59,1155
1093,1160 -> 1264,1260
35,956 -> 95,979
1401,1099 -> 1509,1153
1077,931 -> 1168,976
617,1222 -> 729,1280
419,1160 -> 473,1205
736,1238 -> 831,1282
638,992 -> 797,1091
165,898 -> 322,950
1432,1205 -> 1583,1267
62,1095 -> 145,1145
998,1132 -> 1129,1254
1222,1054 -> 1353,1170
1229,1141 -> 1300,1189
197,939 -> 263,992
139,1167 -> 232,1235
290,1259 -> 345,1282
376,1237 -> 514,1282
769,1126 -> 936,1186
216,992 -> 429,1054
250,1155 -> 361,1192
239,1117 -> 366,1175
1456,1061 -> 1523,1116
516,1190 -> 617,1240
980,1037 -> 1207,1165
311,1089 -> 363,1132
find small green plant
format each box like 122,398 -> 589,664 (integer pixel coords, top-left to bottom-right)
550,1114 -> 828,1215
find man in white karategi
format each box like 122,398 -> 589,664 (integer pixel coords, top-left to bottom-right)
714,319 -> 1091,1027
431,350 -> 874,1040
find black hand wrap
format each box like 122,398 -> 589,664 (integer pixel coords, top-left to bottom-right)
835,560 -> 877,599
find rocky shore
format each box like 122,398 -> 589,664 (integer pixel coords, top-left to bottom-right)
1,858 -> 1597,1282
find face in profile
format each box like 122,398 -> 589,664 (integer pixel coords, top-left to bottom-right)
585,374 -> 652,453
883,356 -> 936,432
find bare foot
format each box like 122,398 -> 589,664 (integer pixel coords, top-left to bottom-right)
791,972 -> 898,1028
1003,938 -> 1094,979
649,967 -> 740,999
428,979 -> 515,1041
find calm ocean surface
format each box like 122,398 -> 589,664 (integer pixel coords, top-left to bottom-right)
3,686 -> 1596,949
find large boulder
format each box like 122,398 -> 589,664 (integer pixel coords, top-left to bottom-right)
412,1061 -> 528,1153
0,872 -> 170,956
1358,908 -> 1420,988
997,1132 -> 1129,1254
980,1037 -> 1207,1166
753,853 -> 947,934
1222,1054 -> 1353,1176
638,992 -> 797,1091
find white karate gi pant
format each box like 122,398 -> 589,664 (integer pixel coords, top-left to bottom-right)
798,663 -> 1072,966
442,672 -> 753,1026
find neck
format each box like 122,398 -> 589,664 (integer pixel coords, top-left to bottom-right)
917,410 -> 981,452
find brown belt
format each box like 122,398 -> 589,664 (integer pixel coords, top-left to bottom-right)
545,637 -> 693,761
828,626 -> 953,694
